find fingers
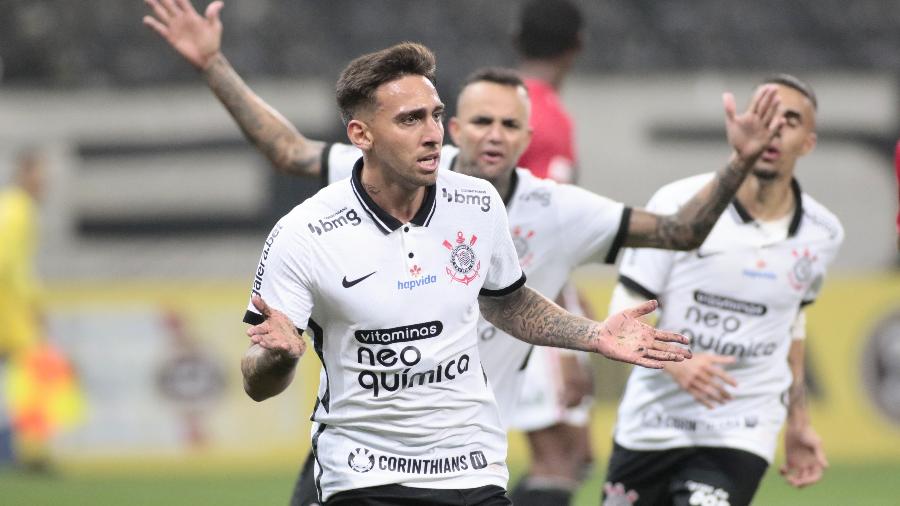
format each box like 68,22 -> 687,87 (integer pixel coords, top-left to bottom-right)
252,295 -> 272,317
644,348 -> 684,363
206,0 -> 225,21
653,328 -> 690,346
142,15 -> 170,38
634,357 -> 664,369
623,299 -> 659,319
722,92 -> 736,123
160,0 -> 183,17
174,0 -> 198,14
708,365 -> 738,387
145,0 -> 171,23
651,340 -> 692,359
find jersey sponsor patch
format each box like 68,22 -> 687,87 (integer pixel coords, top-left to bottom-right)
441,187 -> 492,212
356,347 -> 471,398
354,321 -> 443,345
308,207 -> 362,235
345,447 -> 487,476
250,223 -> 284,298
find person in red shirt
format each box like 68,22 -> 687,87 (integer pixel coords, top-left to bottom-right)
515,1 -> 583,185
510,2 -> 591,506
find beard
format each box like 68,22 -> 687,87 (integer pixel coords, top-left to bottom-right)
752,166 -> 780,182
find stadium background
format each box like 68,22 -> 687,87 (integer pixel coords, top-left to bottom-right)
1,0 -> 899,504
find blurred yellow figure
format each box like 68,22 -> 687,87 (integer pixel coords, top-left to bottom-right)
0,148 -> 74,471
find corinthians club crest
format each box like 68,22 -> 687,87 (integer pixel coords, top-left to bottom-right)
443,231 -> 480,285
348,447 -> 374,473
787,247 -> 818,291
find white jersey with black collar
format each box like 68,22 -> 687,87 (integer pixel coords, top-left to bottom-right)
244,158 -> 525,500
612,173 -> 843,463
324,142 -> 629,423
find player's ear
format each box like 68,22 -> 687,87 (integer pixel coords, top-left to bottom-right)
448,116 -> 461,145
800,131 -> 817,156
347,119 -> 373,151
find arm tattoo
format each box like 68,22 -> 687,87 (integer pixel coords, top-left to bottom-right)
205,54 -> 324,177
788,376 -> 807,417
478,287 -> 600,352
630,158 -> 749,250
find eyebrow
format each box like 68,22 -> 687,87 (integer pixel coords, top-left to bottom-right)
394,104 -> 445,120
784,110 -> 802,122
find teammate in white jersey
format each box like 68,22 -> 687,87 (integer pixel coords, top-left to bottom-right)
603,75 -> 842,506
143,3 -> 785,504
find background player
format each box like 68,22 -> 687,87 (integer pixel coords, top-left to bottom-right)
603,75 -> 841,506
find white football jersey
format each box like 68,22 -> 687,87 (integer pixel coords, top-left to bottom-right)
324,143 -> 628,423
612,173 -> 843,463
245,158 -> 525,500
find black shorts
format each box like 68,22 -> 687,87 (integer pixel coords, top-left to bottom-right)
602,442 -> 768,506
327,483 -> 511,506
291,450 -> 511,506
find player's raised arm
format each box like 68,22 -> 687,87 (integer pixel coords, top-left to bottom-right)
625,84 -> 785,250
241,295 -> 306,402
143,0 -> 325,177
478,287 -> 691,369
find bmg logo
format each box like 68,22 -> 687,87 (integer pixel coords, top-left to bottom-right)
442,188 -> 491,212
308,208 -> 362,235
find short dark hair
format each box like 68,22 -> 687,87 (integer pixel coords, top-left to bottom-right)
514,0 -> 583,59
335,42 -> 437,124
461,67 -> 526,90
762,74 -> 818,110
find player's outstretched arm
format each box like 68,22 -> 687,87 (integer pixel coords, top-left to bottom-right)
241,296 -> 306,402
625,84 -> 785,250
143,0 -> 325,177
780,340 -> 827,487
478,287 -> 691,369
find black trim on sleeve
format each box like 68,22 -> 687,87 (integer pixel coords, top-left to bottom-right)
604,206 -> 633,264
479,272 -> 527,297
618,274 -> 658,301
243,310 -> 264,325
319,142 -> 333,189
243,310 -> 305,335
800,299 -> 815,308
787,178 -> 804,237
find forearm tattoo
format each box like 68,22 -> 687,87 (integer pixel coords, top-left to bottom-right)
652,158 -> 749,250
788,378 -> 807,416
206,54 -> 322,176
479,287 -> 600,352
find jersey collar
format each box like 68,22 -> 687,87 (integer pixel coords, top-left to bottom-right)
731,178 -> 804,237
350,158 -> 437,234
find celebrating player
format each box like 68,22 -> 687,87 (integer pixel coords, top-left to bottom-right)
603,75 -> 842,506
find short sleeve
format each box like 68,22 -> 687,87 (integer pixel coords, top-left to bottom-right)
799,223 -> 844,307
480,188 -> 526,296
243,218 -> 315,332
553,184 -> 628,265
617,187 -> 681,301
323,142 -> 362,185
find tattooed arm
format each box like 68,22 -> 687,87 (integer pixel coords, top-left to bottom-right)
241,296 -> 306,401
143,0 -> 325,177
779,339 -> 828,487
478,287 -> 691,369
624,85 -> 784,250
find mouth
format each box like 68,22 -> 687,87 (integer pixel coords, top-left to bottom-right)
760,145 -> 780,162
416,152 -> 441,172
479,149 -> 505,165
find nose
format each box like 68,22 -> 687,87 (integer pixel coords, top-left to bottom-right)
423,114 -> 443,146
486,121 -> 503,144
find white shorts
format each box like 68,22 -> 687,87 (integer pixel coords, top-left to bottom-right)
510,346 -> 593,432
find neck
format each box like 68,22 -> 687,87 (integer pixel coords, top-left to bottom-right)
361,157 -> 425,223
736,171 -> 795,221
453,158 -> 514,201
519,58 -> 570,91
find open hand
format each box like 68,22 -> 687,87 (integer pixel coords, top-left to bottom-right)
724,84 -> 784,163
246,295 -> 306,360
665,353 -> 737,408
143,0 -> 224,70
596,300 -> 691,369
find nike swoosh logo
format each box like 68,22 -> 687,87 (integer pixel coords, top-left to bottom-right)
342,271 -> 377,288
696,250 -> 726,259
